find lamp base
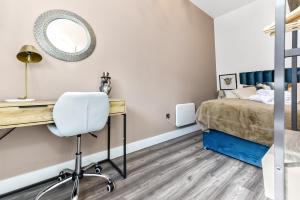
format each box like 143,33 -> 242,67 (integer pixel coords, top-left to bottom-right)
5,99 -> 35,102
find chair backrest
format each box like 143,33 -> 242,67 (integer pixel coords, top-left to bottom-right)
52,92 -> 109,137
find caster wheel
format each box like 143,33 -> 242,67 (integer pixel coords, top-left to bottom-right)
58,172 -> 68,181
106,181 -> 115,192
95,165 -> 102,174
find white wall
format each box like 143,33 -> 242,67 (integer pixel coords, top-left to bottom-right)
214,0 -> 294,86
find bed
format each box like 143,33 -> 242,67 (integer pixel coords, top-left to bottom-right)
197,68 -> 300,167
197,98 -> 300,146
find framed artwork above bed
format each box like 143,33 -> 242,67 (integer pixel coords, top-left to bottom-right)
219,73 -> 237,90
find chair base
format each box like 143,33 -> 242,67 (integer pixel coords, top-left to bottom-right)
35,135 -> 115,200
35,163 -> 114,200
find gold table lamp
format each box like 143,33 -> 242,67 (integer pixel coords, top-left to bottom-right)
16,45 -> 42,100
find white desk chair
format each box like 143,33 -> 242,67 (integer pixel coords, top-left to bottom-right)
36,92 -> 114,200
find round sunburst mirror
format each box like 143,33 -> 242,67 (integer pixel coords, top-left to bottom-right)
34,9 -> 96,62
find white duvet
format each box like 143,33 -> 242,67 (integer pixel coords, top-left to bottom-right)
248,89 -> 291,105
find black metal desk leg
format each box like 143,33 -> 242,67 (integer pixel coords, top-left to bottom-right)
123,113 -> 127,178
107,116 -> 111,160
104,114 -> 127,179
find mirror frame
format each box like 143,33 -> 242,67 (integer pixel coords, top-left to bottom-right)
34,9 -> 96,62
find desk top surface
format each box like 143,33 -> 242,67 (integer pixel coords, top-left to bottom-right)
0,100 -> 56,108
0,99 -> 125,108
0,99 -> 125,129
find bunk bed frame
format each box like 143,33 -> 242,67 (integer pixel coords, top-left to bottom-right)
274,0 -> 299,199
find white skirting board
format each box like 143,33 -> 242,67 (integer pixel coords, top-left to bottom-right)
0,124 -> 201,195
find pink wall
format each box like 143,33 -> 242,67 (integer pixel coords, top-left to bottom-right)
0,0 -> 216,180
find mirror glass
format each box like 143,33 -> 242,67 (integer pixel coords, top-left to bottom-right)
34,9 -> 96,62
46,19 -> 88,53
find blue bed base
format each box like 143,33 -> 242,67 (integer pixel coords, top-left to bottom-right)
203,130 -> 269,168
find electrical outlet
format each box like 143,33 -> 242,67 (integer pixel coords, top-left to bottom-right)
166,113 -> 170,119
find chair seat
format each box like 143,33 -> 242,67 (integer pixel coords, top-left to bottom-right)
47,124 -> 62,137
48,92 -> 109,137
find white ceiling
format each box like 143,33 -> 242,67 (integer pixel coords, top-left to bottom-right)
190,0 -> 257,18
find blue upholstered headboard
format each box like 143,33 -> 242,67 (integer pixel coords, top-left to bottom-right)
239,68 -> 300,85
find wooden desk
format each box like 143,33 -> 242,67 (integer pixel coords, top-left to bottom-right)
0,99 -> 127,179
0,99 -> 126,129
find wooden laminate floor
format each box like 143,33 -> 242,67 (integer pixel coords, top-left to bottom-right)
1,132 -> 268,200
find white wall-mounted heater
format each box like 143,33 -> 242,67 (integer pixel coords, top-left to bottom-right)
176,103 -> 196,127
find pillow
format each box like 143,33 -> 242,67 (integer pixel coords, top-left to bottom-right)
224,90 -> 239,99
264,82 -> 289,90
256,83 -> 272,90
232,86 -> 257,99
264,82 -> 275,90
240,83 -> 272,90
239,84 -> 253,88
288,83 -> 300,103
288,83 -> 292,91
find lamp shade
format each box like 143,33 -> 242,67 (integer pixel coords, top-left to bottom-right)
17,45 -> 42,63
